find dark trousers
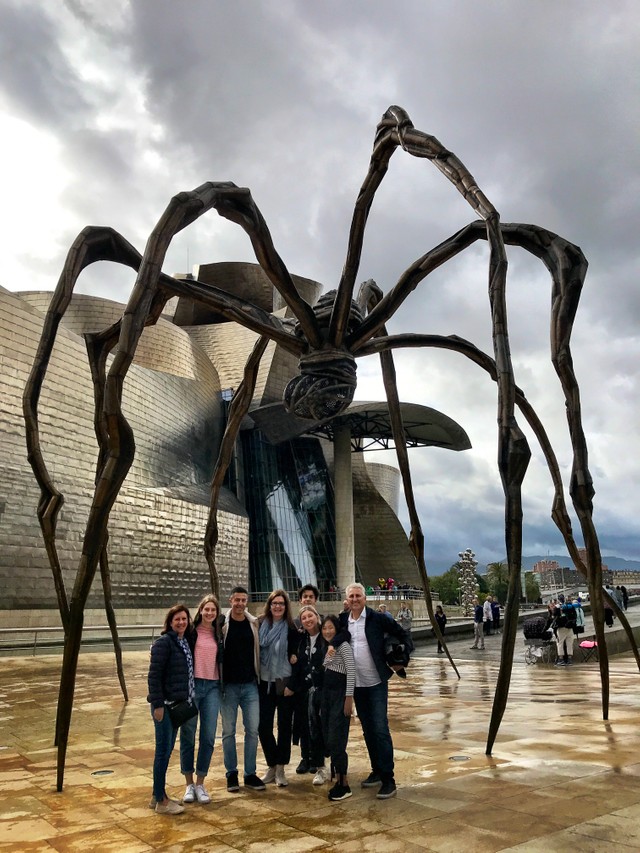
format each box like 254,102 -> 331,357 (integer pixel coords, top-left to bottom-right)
292,688 -> 309,759
321,673 -> 350,775
353,680 -> 394,781
308,687 -> 325,768
258,680 -> 294,767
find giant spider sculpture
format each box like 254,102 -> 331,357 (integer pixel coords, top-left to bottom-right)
24,106 -> 638,792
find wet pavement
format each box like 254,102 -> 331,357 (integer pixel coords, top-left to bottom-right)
1,636 -> 640,852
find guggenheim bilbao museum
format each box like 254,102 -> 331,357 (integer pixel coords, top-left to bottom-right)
0,262 -> 470,619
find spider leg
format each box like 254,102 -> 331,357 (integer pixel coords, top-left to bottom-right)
359,324 -> 635,741
166,274 -> 303,355
338,115 -> 528,752
191,182 -> 322,349
381,351 -> 460,678
360,283 -> 460,674
330,107 -> 496,347
23,226 -> 144,634
355,109 -> 527,757
349,221 -> 486,351
204,335 -> 270,596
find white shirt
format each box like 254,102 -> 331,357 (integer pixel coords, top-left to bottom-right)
348,609 -> 381,688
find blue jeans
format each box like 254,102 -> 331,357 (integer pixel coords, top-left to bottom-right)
180,678 -> 220,777
152,708 -> 178,801
220,681 -> 259,778
353,681 -> 394,781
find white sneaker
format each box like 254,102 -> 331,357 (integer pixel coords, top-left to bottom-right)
262,766 -> 277,784
182,784 -> 196,803
194,784 -> 210,804
156,799 -> 185,815
275,764 -> 288,787
312,766 -> 329,785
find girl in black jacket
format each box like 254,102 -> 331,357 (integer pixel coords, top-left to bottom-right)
289,605 -> 328,784
147,603 -> 195,815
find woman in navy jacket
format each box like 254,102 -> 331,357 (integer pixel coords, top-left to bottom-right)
147,603 -> 195,815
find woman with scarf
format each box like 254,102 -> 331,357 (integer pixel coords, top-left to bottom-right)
258,589 -> 299,787
147,603 -> 196,815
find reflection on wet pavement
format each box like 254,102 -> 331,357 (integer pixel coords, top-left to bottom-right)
1,649 -> 640,851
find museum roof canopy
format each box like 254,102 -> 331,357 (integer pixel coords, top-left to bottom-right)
249,400 -> 471,452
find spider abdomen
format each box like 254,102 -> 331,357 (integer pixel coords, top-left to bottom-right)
283,348 -> 357,420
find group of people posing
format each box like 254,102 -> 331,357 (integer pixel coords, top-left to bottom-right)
147,582 -> 412,816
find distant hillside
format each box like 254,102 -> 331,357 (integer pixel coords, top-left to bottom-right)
502,555 -> 640,572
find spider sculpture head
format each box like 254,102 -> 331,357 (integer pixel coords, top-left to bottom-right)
283,289 -> 364,420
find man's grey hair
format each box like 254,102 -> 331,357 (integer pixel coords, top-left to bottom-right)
345,582 -> 366,596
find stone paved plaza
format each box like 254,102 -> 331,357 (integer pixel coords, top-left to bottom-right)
2,638 -> 640,852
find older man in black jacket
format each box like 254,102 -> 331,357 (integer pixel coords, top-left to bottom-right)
339,582 -> 411,800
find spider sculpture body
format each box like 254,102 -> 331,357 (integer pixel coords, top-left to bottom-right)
24,106 -> 636,792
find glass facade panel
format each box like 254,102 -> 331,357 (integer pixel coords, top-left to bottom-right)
241,431 -> 336,595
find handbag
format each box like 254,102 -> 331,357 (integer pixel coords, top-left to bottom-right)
167,699 -> 198,728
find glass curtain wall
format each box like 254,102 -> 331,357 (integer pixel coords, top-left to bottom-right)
241,431 -> 337,595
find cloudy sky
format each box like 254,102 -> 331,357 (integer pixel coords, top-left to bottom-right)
1,0 -> 638,572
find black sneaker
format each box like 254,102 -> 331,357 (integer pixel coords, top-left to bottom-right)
244,773 -> 266,791
360,772 -> 382,788
296,760 -> 309,774
328,782 -> 352,801
226,771 -> 240,793
308,766 -> 318,774
377,780 -> 397,799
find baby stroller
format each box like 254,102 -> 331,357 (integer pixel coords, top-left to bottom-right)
523,616 -> 556,665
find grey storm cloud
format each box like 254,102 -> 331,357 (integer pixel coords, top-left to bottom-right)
1,0 -> 638,571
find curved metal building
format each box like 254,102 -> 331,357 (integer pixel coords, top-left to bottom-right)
0,263 -> 470,617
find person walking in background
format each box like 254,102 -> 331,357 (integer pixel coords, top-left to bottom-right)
620,585 -> 629,611
491,597 -> 501,635
570,595 -> 585,637
258,589 -> 299,788
434,604 -> 447,654
147,603 -> 195,815
552,594 -> 577,666
320,615 -> 355,801
219,586 -> 265,793
377,603 -> 394,620
483,595 -> 493,636
180,594 -> 222,806
396,602 -> 413,634
603,585 -> 615,627
470,596 -> 485,650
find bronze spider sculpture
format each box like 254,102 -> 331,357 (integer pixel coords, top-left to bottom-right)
24,106 -> 638,791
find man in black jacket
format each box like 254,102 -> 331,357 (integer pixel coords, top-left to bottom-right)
339,582 -> 411,800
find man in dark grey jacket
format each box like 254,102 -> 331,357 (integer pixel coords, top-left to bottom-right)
339,582 -> 411,800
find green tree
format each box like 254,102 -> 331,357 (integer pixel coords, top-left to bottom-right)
486,561 -> 508,604
476,572 -> 489,594
524,571 -> 540,603
431,564 -> 463,605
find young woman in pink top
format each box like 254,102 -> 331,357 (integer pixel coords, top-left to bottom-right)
180,594 -> 222,804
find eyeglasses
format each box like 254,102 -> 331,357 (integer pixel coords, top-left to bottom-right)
271,601 -> 285,608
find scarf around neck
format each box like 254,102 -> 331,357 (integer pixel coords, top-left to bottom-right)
259,617 -> 290,685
